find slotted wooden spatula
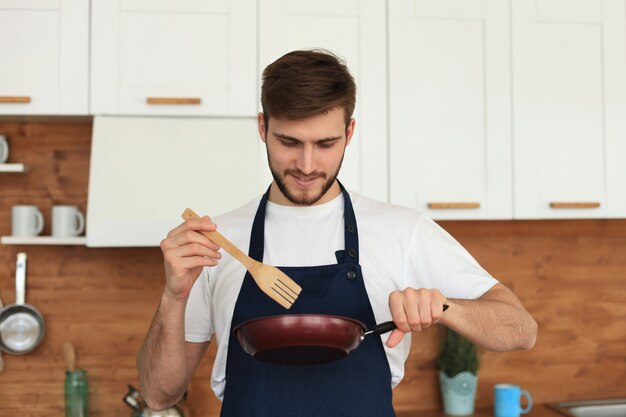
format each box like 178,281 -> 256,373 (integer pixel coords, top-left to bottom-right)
182,208 -> 302,309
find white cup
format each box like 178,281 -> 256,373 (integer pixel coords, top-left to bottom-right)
52,205 -> 85,237
0,135 -> 8,163
12,205 -> 44,237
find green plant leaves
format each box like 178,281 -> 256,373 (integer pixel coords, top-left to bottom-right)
437,328 -> 480,377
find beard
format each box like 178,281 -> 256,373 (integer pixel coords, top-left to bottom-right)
267,150 -> 345,206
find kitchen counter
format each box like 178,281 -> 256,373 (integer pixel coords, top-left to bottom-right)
396,405 -> 562,417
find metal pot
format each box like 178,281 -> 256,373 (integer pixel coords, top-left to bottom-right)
0,287 -> 4,371
0,253 -> 46,355
123,385 -> 185,417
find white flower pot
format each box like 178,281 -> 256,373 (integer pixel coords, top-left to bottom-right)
439,371 -> 478,416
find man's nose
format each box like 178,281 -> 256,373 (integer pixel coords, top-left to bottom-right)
297,146 -> 315,174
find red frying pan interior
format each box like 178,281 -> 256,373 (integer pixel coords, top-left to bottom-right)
234,314 -> 366,365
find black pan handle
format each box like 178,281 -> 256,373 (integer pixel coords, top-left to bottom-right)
365,321 -> 397,337
363,304 -> 449,337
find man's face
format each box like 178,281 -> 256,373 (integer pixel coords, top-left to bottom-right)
258,107 -> 355,206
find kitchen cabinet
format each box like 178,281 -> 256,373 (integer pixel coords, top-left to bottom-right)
388,0 -> 512,220
90,0 -> 257,117
259,0 -> 387,201
388,0 -> 626,220
0,0 -> 89,115
86,116 -> 267,247
512,0 -> 626,219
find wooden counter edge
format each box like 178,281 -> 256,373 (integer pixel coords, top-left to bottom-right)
396,405 -> 563,417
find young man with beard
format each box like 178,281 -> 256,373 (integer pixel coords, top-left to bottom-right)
137,50 -> 537,417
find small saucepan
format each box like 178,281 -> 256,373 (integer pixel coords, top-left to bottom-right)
234,305 -> 448,366
0,253 -> 46,355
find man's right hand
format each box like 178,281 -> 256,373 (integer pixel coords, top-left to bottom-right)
159,215 -> 222,301
139,216 -> 218,410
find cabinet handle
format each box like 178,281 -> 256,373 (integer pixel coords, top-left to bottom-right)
146,97 -> 201,105
427,202 -> 481,209
0,96 -> 31,103
549,202 -> 600,209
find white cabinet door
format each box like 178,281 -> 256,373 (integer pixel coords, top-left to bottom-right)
87,116 -> 268,247
0,0 -> 88,115
512,0 -> 626,219
259,0 -> 387,201
91,0 -> 256,117
389,0 -> 512,220
605,1 -> 626,217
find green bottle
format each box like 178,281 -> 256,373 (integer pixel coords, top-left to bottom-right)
65,369 -> 89,417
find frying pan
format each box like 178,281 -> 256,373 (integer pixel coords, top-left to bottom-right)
234,305 -> 448,366
0,253 -> 46,355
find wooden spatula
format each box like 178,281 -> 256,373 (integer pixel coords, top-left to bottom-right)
63,341 -> 76,372
182,208 -> 302,309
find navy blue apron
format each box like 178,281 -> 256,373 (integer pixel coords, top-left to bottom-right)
220,184 -> 396,417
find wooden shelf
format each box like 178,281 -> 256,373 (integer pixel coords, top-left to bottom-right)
0,236 -> 86,245
0,163 -> 27,172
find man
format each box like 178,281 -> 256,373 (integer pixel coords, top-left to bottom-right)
137,50 -> 537,416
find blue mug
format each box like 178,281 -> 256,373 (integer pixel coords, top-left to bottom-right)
494,384 -> 532,417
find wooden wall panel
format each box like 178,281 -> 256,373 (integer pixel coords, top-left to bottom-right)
433,220 -> 626,411
0,118 -> 625,417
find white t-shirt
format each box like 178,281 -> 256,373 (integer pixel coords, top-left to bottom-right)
185,190 -> 498,400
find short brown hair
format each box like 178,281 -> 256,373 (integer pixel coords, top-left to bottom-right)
261,49 -> 356,128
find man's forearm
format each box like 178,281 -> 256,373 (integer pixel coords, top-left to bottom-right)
137,293 -> 191,410
442,284 -> 538,352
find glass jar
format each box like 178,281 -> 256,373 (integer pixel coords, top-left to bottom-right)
65,369 -> 89,417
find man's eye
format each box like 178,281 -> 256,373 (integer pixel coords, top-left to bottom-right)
281,140 -> 298,147
318,142 -> 336,149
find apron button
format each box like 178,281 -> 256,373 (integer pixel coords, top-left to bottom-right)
347,224 -> 355,233
348,248 -> 357,258
347,270 -> 357,280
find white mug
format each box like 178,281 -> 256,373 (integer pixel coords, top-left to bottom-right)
12,205 -> 44,237
52,205 -> 85,237
0,135 -> 8,163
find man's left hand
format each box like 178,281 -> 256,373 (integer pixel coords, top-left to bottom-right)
386,288 -> 448,348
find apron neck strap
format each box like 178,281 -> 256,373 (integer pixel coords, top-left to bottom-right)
248,180 -> 359,264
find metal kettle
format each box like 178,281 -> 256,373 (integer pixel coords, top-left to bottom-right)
123,385 -> 185,417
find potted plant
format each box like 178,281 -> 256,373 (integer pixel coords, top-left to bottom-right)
437,328 -> 480,416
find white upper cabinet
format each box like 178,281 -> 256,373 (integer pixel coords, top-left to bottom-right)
512,0 -> 626,219
259,0 -> 387,201
389,0 -> 512,219
0,0 -> 88,115
91,0 -> 257,117
87,116 -> 267,247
